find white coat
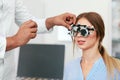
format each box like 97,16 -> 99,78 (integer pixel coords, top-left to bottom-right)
0,0 -> 49,80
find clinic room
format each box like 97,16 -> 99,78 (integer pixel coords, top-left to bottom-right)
4,0 -> 120,80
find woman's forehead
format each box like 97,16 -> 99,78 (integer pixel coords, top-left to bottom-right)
77,18 -> 92,27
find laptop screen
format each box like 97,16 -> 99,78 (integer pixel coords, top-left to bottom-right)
17,44 -> 65,79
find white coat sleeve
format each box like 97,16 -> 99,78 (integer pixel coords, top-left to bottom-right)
0,36 -> 6,59
15,0 -> 51,33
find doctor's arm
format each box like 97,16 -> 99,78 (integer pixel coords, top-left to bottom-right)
14,0 -> 76,32
6,0 -> 76,51
6,20 -> 37,51
6,13 -> 76,51
45,13 -> 76,30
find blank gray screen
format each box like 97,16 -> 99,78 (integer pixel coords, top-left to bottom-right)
17,44 -> 65,79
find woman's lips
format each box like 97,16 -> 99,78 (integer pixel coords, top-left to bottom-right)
77,40 -> 85,45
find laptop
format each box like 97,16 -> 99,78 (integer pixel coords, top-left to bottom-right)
16,44 -> 65,80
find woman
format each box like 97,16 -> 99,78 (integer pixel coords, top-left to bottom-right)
63,12 -> 120,80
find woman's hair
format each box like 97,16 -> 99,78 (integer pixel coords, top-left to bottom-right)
73,12 -> 120,77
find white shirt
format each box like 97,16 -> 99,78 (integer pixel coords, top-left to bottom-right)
0,0 -> 49,80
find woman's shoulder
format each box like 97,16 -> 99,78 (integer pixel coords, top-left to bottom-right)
64,57 -> 82,75
110,69 -> 120,80
65,57 -> 81,68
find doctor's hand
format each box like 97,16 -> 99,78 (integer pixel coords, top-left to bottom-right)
6,20 -> 37,51
46,12 -> 76,30
15,20 -> 37,46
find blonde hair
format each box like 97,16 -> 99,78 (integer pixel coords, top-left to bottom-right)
73,12 -> 120,78
99,44 -> 120,79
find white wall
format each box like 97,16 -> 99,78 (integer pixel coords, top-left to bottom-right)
15,0 -> 112,64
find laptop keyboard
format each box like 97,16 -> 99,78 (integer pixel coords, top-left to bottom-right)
16,77 -> 62,80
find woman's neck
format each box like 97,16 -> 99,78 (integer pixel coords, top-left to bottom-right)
81,49 -> 102,64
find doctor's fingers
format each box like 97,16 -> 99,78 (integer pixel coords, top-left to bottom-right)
30,33 -> 37,39
28,20 -> 37,28
23,20 -> 38,28
63,18 -> 75,30
66,18 -> 75,25
65,13 -> 76,24
30,28 -> 38,33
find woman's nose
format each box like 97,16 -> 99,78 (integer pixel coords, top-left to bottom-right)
76,32 -> 82,37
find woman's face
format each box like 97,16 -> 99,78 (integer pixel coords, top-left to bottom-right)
75,18 -> 99,50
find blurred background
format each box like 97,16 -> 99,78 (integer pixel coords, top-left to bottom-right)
112,0 -> 120,59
